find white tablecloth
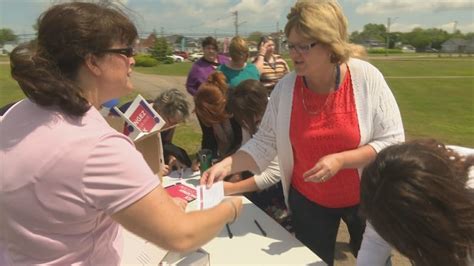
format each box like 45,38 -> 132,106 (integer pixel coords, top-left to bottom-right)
122,169 -> 325,265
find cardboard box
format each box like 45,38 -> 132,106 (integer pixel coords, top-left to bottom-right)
104,94 -> 166,178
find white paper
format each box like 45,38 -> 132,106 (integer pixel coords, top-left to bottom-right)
196,181 -> 224,210
120,229 -> 168,265
113,94 -> 166,141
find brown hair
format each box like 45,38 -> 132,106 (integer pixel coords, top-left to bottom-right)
10,2 -> 137,116
202,36 -> 218,50
194,72 -> 230,127
228,36 -> 249,62
228,79 -> 268,135
361,139 -> 474,266
285,0 -> 352,63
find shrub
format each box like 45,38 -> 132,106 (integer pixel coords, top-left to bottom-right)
162,57 -> 175,64
368,48 -> 403,54
134,54 -> 158,67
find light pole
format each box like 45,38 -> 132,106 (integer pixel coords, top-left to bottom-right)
385,17 -> 398,56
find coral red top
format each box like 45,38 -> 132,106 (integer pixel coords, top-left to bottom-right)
290,69 -> 361,208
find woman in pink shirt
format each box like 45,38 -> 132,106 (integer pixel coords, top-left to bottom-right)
0,2 -> 241,265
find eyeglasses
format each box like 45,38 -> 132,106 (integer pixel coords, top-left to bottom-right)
288,42 -> 318,54
100,47 -> 136,57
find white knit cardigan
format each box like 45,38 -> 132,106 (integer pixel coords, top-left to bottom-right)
240,58 -> 405,265
241,58 -> 405,206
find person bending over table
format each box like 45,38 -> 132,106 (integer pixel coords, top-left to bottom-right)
360,139 -> 474,266
225,79 -> 291,231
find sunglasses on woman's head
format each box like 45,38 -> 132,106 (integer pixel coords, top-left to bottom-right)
100,47 -> 136,57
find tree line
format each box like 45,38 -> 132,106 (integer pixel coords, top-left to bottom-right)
2,23 -> 474,52
350,23 -> 474,51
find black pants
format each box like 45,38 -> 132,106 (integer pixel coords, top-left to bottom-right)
289,186 -> 365,266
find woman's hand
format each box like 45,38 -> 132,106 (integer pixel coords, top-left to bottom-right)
160,164 -> 170,177
303,153 -> 343,183
191,159 -> 200,172
200,161 -> 231,188
168,155 -> 186,171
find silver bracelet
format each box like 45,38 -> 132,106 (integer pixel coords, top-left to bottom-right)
226,200 -> 238,224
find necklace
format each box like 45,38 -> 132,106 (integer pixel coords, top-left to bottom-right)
301,64 -> 341,115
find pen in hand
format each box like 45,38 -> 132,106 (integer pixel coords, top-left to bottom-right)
254,219 -> 267,236
226,224 -> 233,239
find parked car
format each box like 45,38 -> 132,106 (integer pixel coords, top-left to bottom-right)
401,45 -> 416,53
425,48 -> 439,53
173,51 -> 188,60
167,54 -> 184,62
189,52 -> 203,62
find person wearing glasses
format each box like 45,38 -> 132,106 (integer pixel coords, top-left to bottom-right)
252,36 -> 290,96
201,0 -> 404,265
186,36 -> 229,96
1,2 -> 242,265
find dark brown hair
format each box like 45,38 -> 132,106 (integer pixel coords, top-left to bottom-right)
201,36 -> 218,50
227,79 -> 267,135
361,139 -> 474,266
10,2 -> 137,116
194,72 -> 230,127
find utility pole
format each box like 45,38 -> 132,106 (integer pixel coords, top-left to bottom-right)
276,21 -> 281,53
233,11 -> 239,36
385,17 -> 398,56
232,11 -> 246,36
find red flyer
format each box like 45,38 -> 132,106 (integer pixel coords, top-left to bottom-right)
165,183 -> 197,203
128,101 -> 158,132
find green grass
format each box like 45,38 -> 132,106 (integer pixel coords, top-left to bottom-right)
368,58 -> 474,146
0,64 -> 24,104
134,62 -> 193,76
173,123 -> 202,157
371,59 -> 474,76
1,57 -> 473,147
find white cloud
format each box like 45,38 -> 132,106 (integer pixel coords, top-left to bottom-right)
440,21 -> 474,33
129,0 -> 288,35
356,0 -> 473,15
389,23 -> 422,32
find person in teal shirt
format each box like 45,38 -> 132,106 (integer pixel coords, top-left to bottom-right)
218,36 -> 260,88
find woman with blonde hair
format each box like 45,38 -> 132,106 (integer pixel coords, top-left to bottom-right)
201,0 -> 404,265
218,36 -> 260,88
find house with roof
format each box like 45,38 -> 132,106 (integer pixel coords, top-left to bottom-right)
441,38 -> 467,53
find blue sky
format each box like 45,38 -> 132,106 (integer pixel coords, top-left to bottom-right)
1,0 -> 473,38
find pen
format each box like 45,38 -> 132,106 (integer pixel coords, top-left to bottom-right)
254,219 -> 267,236
178,168 -> 184,180
225,224 -> 233,239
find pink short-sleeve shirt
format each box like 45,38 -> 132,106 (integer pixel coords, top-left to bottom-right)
0,100 -> 160,265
